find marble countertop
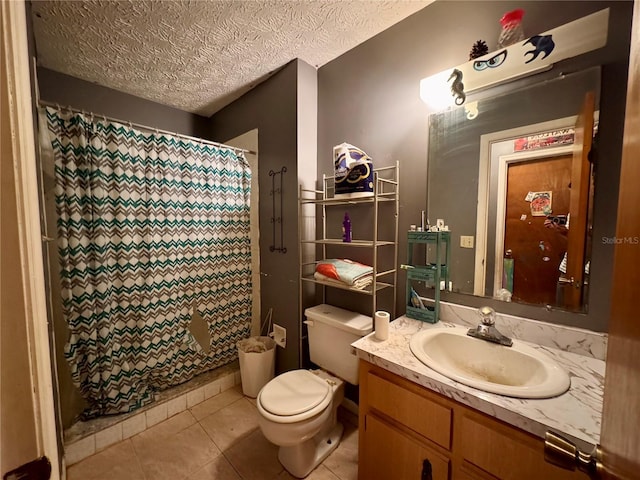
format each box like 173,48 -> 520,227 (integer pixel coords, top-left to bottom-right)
352,316 -> 604,451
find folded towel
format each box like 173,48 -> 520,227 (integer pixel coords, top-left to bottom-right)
314,271 -> 373,290
315,259 -> 373,286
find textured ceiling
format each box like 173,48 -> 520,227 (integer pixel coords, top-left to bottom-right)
31,0 -> 432,116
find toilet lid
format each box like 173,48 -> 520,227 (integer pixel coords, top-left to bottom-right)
260,370 -> 331,416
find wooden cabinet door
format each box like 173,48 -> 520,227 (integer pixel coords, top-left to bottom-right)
361,414 -> 450,480
366,371 -> 452,450
458,412 -> 584,480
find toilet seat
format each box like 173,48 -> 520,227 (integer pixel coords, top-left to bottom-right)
258,370 -> 332,423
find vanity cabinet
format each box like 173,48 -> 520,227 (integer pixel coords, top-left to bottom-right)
362,414 -> 450,480
359,361 -> 586,480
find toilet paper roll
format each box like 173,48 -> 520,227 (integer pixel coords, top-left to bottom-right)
374,311 -> 390,341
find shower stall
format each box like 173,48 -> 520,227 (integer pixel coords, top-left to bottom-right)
38,106 -> 255,438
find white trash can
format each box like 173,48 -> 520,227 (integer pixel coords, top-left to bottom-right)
237,336 -> 276,398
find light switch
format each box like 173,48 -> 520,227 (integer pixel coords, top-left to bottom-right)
460,235 -> 474,249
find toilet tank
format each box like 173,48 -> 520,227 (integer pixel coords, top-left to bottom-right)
304,304 -> 372,385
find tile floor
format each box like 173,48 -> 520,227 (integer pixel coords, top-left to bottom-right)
66,386 -> 359,480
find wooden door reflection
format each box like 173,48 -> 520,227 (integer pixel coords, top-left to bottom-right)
504,155 -> 572,305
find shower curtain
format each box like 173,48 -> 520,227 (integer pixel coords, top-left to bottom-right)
43,107 -> 252,416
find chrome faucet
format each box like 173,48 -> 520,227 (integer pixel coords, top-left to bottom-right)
467,306 -> 513,347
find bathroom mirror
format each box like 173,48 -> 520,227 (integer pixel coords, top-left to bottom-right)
426,67 -> 600,313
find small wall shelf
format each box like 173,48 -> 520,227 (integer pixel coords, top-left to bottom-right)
405,231 -> 451,323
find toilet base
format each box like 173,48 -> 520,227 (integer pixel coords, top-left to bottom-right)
278,422 -> 344,478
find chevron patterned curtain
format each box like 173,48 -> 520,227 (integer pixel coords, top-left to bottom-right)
45,107 -> 252,416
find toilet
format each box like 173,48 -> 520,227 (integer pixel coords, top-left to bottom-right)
256,304 -> 372,478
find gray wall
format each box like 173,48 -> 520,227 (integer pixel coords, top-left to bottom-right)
317,1 -> 632,332
37,68 -> 212,428
209,60 -> 308,374
37,68 -> 211,139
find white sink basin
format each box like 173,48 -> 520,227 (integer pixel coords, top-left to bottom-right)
409,327 -> 570,398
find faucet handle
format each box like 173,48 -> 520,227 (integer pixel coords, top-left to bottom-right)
479,306 -> 496,326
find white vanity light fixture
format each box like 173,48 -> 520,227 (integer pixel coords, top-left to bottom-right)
419,69 -> 454,111
419,8 -> 609,111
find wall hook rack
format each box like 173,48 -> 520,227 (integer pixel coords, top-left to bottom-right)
269,166 -> 287,253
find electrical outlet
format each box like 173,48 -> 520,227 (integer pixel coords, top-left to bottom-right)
273,324 -> 286,348
460,235 -> 474,249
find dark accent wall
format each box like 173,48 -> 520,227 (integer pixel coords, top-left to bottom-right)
209,60 -> 302,374
317,1 -> 632,332
37,68 -> 210,138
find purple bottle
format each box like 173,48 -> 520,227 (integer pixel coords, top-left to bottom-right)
342,212 -> 352,243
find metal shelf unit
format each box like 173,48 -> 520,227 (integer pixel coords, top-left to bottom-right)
298,162 -> 399,319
